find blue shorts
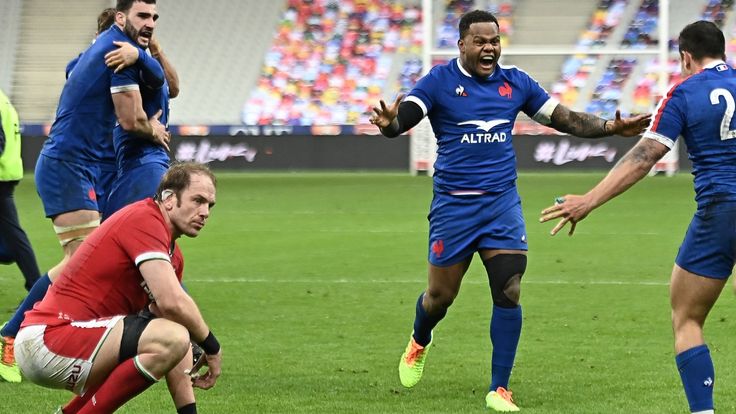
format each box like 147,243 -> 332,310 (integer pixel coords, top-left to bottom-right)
428,187 -> 527,266
676,201 -> 736,279
35,155 -> 116,218
103,162 -> 168,220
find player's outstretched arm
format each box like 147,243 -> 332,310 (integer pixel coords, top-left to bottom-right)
539,137 -> 669,235
549,104 -> 652,138
370,95 -> 424,138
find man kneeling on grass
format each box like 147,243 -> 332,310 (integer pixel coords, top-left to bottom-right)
15,162 -> 222,414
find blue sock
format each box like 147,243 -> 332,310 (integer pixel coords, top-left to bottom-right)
676,344 -> 714,413
1,273 -> 51,337
490,304 -> 522,390
412,292 -> 447,346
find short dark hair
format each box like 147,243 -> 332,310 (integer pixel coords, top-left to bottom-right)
156,162 -> 217,206
97,8 -> 116,33
116,0 -> 156,13
458,10 -> 499,39
678,20 -> 725,61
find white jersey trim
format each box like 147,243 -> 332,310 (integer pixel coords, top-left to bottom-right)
532,98 -> 559,126
405,95 -> 428,117
134,251 -> 171,266
110,84 -> 140,94
455,58 -> 495,78
643,131 -> 675,149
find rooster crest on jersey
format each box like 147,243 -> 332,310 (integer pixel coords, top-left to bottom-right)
455,85 -> 468,97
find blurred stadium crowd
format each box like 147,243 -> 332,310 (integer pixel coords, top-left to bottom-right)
1,0 -> 735,126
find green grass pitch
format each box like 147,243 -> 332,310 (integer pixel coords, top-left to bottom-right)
2,171 -> 736,413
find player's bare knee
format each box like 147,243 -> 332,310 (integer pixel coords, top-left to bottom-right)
424,287 -> 456,311
134,318 -> 189,368
484,254 -> 527,308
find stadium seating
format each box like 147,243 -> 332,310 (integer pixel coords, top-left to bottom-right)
629,0 -> 735,114
549,0 -> 629,109
242,0 -> 423,126
0,0 -> 22,94
8,0 -> 736,126
10,0 -> 107,122
155,0 -> 285,124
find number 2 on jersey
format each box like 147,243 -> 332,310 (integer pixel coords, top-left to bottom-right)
710,88 -> 736,140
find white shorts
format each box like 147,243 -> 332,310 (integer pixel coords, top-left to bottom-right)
15,316 -> 124,395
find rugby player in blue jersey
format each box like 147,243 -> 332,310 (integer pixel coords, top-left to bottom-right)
104,31 -> 179,219
542,21 -> 735,414
0,0 -> 168,384
371,10 -> 650,411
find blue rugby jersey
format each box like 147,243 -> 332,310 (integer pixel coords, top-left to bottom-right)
406,58 -> 558,193
42,25 -> 163,169
644,60 -> 736,207
113,71 -> 170,171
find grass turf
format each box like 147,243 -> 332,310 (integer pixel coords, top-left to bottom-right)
2,171 -> 736,413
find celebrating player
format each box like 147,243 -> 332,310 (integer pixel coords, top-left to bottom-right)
541,21 -> 735,414
371,9 -> 650,411
15,162 -> 222,414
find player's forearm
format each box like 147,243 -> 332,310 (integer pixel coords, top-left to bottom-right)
152,50 -> 180,98
137,51 -> 165,89
550,105 -> 611,138
157,292 -> 211,343
124,114 -> 156,140
379,101 -> 423,138
585,138 -> 666,208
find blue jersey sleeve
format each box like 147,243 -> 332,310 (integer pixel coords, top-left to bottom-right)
136,51 -> 164,89
110,66 -> 141,94
519,70 -> 555,123
404,66 -> 441,116
66,55 -> 81,79
643,84 -> 686,148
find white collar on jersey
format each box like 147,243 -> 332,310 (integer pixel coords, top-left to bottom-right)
455,58 -> 495,78
703,59 -> 727,69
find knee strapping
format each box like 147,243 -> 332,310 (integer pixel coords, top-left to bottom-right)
54,219 -> 100,247
483,254 -> 527,308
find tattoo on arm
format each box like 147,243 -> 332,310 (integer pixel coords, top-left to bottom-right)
550,105 -> 608,138
614,138 -> 667,170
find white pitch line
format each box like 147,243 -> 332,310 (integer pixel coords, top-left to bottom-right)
186,278 -> 669,286
0,277 -> 668,286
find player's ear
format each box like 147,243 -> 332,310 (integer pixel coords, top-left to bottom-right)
458,38 -> 465,53
115,11 -> 125,27
160,189 -> 175,210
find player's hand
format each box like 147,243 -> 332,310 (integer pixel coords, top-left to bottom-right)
607,110 -> 652,137
105,41 -> 140,73
192,350 -> 221,390
148,36 -> 163,58
369,94 -> 404,128
539,194 -> 594,236
149,110 -> 170,151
